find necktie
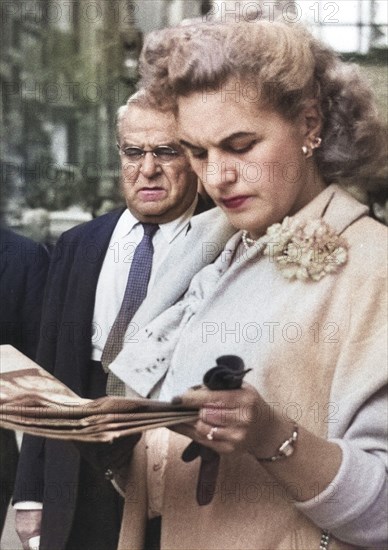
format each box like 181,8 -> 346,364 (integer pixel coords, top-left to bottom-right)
102,223 -> 158,396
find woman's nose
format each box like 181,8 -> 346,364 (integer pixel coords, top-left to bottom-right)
203,153 -> 239,189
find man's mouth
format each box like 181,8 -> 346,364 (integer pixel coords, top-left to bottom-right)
138,187 -> 167,201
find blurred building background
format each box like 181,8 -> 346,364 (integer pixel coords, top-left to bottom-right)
0,0 -> 387,246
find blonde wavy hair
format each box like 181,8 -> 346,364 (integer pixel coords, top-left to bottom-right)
139,20 -> 385,183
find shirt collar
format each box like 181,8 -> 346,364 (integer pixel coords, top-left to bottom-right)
115,208 -> 141,239
158,195 -> 198,244
116,195 -> 198,243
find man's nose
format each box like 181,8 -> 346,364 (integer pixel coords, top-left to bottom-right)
140,152 -> 161,177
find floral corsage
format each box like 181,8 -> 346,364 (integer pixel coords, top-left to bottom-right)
244,217 -> 348,281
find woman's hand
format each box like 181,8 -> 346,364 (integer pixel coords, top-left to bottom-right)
173,382 -> 342,503
173,382 -> 281,458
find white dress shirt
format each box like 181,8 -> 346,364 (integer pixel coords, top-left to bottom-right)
91,199 -> 197,361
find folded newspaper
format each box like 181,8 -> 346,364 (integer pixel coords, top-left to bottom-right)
0,345 -> 198,443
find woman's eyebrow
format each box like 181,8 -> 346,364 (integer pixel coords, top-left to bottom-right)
180,132 -> 257,149
219,132 -> 257,145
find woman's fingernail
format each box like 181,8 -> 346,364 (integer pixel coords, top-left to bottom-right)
171,396 -> 183,405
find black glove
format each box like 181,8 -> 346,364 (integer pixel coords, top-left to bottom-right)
181,355 -> 250,505
203,355 -> 248,391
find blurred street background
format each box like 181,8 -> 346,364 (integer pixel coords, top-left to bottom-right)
1,0 -> 387,246
0,1 -> 387,548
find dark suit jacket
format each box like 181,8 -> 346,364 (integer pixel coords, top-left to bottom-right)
13,209 -> 124,550
0,227 -> 49,358
0,227 -> 49,535
13,199 -> 224,550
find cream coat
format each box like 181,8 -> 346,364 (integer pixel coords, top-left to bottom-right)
118,185 -> 387,550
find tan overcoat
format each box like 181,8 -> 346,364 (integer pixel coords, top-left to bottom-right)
118,185 -> 387,550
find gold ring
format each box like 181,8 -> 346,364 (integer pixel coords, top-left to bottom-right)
206,426 -> 218,441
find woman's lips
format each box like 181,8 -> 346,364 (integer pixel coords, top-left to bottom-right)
138,188 -> 167,201
221,196 -> 251,209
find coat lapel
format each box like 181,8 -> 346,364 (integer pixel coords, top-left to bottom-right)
297,184 -> 369,233
71,209 -> 125,374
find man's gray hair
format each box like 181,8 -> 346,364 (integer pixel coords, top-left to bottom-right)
116,88 -> 157,142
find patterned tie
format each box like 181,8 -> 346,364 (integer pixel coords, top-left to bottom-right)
102,223 -> 158,396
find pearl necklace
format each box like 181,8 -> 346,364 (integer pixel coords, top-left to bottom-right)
241,230 -> 264,251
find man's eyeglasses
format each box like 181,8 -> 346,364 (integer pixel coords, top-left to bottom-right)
117,144 -> 183,165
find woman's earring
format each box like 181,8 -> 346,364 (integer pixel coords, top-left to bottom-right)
311,136 -> 322,150
302,145 -> 313,158
302,137 -> 322,159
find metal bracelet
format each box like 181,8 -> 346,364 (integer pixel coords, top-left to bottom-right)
255,424 -> 299,462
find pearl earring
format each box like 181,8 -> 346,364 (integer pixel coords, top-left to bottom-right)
302,136 -> 322,159
311,136 -> 322,150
